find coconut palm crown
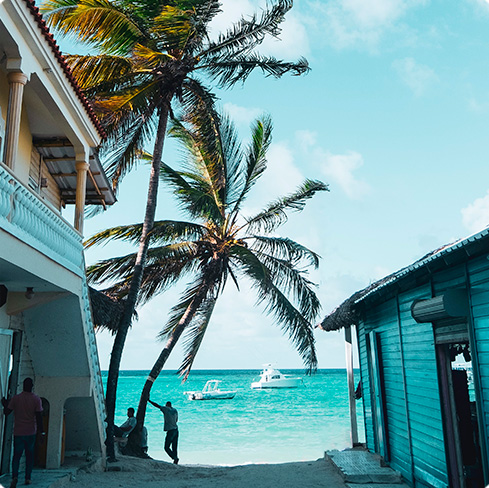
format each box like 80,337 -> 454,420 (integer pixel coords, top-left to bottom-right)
87,107 -> 327,377
41,0 -> 309,191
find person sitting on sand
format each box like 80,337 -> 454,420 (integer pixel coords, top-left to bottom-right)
148,398 -> 179,464
114,407 -> 137,438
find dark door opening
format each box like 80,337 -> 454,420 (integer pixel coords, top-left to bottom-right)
437,341 -> 483,488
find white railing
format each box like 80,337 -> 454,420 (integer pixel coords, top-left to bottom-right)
81,275 -> 107,452
0,163 -> 83,275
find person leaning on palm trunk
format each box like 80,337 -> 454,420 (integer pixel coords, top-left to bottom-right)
148,398 -> 179,464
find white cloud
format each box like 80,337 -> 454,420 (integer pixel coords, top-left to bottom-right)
392,57 -> 438,97
263,142 -> 305,195
223,103 -> 263,126
392,57 -> 438,96
468,94 -> 489,113
259,12 -> 310,58
320,150 -> 370,199
461,191 -> 489,233
312,0 -> 425,50
295,130 -> 317,151
292,130 -> 370,200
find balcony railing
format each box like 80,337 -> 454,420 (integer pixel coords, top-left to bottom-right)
0,163 -> 83,275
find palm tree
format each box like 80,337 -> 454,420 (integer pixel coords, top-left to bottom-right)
86,105 -> 328,455
42,0 -> 310,459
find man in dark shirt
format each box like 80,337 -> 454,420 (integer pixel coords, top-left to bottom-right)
148,398 -> 179,464
2,377 -> 44,487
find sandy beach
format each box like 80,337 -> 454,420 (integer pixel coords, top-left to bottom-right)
51,455 -> 347,488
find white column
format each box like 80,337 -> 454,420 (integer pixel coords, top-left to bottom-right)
345,325 -> 359,446
46,400 -> 64,469
74,159 -> 89,233
4,72 -> 28,169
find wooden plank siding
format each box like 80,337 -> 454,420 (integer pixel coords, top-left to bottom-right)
468,254 -> 489,477
398,285 -> 449,488
357,321 -> 376,452
363,299 -> 412,480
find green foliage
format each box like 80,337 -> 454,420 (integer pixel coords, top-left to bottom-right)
87,110 -> 329,375
41,0 -> 310,194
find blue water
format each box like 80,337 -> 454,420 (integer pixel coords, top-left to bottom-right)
105,369 -> 365,465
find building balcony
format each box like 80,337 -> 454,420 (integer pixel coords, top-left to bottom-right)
0,161 -> 84,276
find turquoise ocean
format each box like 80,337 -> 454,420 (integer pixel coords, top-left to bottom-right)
104,369 -> 365,465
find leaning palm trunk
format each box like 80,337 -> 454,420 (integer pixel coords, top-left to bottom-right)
105,100 -> 171,460
125,279 -> 216,456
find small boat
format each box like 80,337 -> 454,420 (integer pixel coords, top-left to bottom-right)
185,380 -> 237,400
251,364 -> 302,389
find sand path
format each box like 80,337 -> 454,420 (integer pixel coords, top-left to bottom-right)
52,456 -> 347,488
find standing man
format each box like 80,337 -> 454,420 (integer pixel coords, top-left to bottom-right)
148,398 -> 179,464
2,377 -> 44,488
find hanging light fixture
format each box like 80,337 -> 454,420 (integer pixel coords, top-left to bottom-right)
25,287 -> 34,300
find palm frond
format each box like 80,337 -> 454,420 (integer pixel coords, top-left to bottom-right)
232,246 -> 317,372
249,236 -> 320,268
202,54 -> 310,88
99,114 -> 153,191
84,220 -> 207,248
244,179 -> 329,234
158,265 -> 220,338
42,0 -> 143,55
64,54 -> 134,91
133,44 -> 175,66
199,0 -> 293,59
150,5 -> 195,51
245,249 -> 321,322
178,296 -> 217,379
160,161 -> 225,224
87,242 -> 199,303
230,116 -> 272,220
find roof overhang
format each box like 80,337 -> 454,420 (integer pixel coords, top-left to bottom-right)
34,138 -> 116,207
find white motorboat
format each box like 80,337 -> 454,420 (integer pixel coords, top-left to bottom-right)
251,365 -> 302,389
185,380 -> 237,400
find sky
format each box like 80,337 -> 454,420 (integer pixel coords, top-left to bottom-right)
73,0 -> 489,372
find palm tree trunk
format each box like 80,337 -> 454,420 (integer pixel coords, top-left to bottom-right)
124,280 -> 213,457
105,98 -> 172,461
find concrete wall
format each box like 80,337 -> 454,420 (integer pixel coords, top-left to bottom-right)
65,397 -> 103,454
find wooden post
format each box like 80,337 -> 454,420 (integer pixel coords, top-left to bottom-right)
74,159 -> 89,233
345,325 -> 359,446
4,72 -> 28,169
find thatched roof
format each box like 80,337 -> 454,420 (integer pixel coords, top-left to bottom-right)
318,226 -> 489,332
89,287 -> 126,334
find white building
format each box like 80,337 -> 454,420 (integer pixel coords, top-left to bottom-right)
0,0 -> 115,471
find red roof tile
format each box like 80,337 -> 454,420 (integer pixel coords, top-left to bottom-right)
23,0 -> 107,139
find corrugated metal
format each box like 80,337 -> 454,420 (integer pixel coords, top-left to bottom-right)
34,142 -> 116,206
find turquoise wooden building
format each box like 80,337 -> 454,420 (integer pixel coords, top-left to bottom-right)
320,227 -> 489,488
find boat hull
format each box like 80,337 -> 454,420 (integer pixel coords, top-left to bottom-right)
187,391 -> 237,400
251,378 -> 301,389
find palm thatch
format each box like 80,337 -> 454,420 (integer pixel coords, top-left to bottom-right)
89,287 -> 127,334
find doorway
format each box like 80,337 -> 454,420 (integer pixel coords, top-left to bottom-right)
436,339 -> 484,488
